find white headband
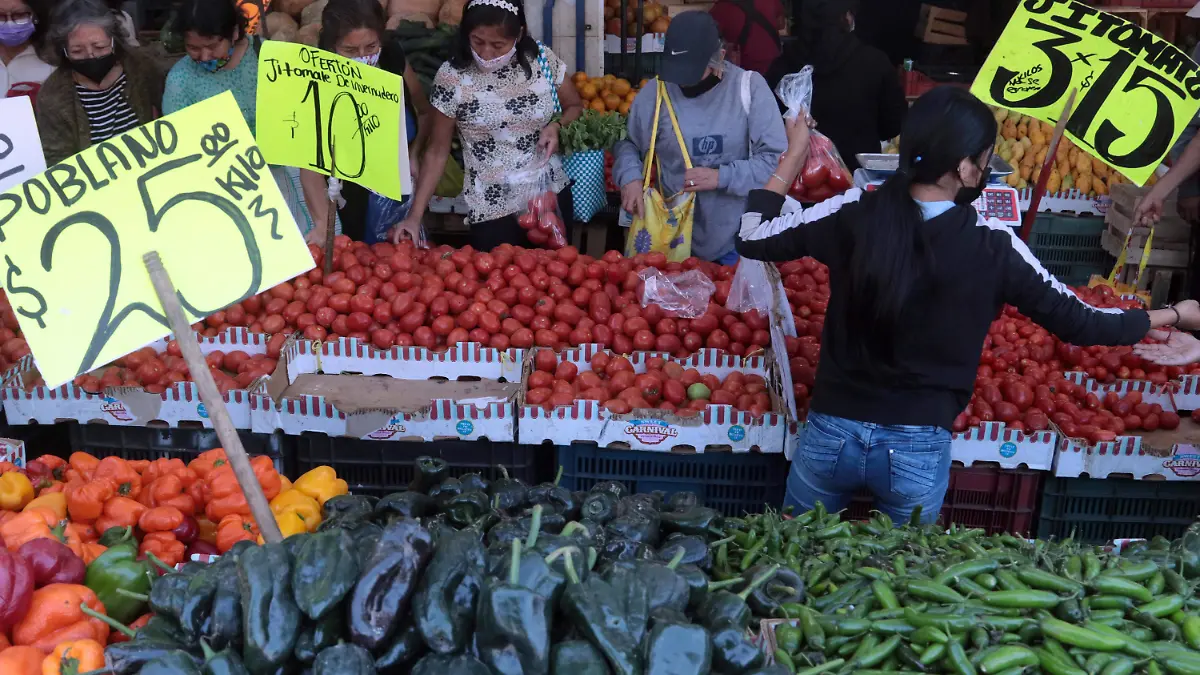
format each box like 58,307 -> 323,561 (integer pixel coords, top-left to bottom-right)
467,0 -> 518,14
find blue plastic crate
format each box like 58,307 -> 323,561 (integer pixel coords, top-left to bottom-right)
556,444 -> 788,516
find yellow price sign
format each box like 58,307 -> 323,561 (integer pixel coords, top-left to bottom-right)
256,41 -> 409,200
0,91 -> 314,388
971,0 -> 1200,186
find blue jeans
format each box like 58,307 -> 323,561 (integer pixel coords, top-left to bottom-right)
715,250 -> 740,266
786,412 -> 952,525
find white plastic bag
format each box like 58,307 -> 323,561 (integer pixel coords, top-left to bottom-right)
638,268 -> 715,318
774,66 -> 853,202
774,66 -> 814,121
726,259 -> 773,313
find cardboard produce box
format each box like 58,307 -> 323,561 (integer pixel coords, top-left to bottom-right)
1,328 -> 270,429
517,345 -> 787,453
1052,418 -> 1200,480
252,338 -> 521,441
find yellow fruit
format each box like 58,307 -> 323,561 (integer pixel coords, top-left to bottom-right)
611,78 -> 631,96
1076,174 -> 1092,195
1047,168 -> 1061,194
618,101 -> 631,115
993,108 -> 1008,124
1010,143 -> 1025,162
603,74 -> 616,83
573,71 -> 588,83
625,90 -> 637,103
1006,172 -> 1021,188
1001,120 -> 1017,140
589,98 -> 607,112
1035,148 -> 1048,165
1019,165 -> 1032,181
1030,130 -> 1046,149
604,93 -> 621,110
1092,159 -> 1109,178
1016,122 -> 1028,138
580,83 -> 597,100
1094,177 -> 1108,196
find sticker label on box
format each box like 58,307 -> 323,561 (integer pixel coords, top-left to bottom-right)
1163,446 -> 1200,478
625,420 -> 678,445
456,420 -> 474,436
367,416 -> 407,440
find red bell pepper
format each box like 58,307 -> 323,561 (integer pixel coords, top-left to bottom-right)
0,547 -> 34,627
17,538 -> 86,586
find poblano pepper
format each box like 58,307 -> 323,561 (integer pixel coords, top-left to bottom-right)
428,477 -> 463,503
660,506 -> 722,538
105,641 -> 192,675
581,492 -> 616,523
138,650 -> 203,675
710,624 -> 765,674
606,511 -> 660,544
204,560 -> 242,652
591,481 -> 627,499
321,494 -> 376,520
410,456 -> 449,493
293,529 -> 359,620
348,518 -> 434,650
487,465 -> 529,513
667,492 -> 698,510
410,653 -> 492,675
527,480 -> 578,519
458,472 -> 490,492
201,640 -> 250,675
413,524 -> 487,654
84,527 -> 154,623
375,621 -> 427,674
659,534 -> 711,571
552,641 -> 611,675
293,607 -> 343,664
374,491 -> 435,521
645,621 -> 712,675
148,569 -> 195,630
559,550 -> 648,675
700,564 -> 780,630
742,564 -> 805,617
178,561 -> 220,641
238,542 -> 301,674
443,490 -> 491,527
312,642 -> 375,675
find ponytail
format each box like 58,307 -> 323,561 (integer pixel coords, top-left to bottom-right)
844,86 -> 997,379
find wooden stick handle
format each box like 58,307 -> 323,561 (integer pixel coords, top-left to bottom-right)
1019,88 -> 1078,241
325,141 -> 336,275
142,251 -> 283,544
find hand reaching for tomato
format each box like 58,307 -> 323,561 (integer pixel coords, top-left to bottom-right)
1134,330 -> 1200,366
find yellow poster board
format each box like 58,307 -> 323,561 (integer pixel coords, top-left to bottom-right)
256,41 -> 408,200
971,0 -> 1200,186
0,91 -> 314,388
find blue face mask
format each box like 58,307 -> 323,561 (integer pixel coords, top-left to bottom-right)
197,44 -> 234,72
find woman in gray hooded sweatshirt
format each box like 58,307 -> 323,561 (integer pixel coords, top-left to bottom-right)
612,10 -> 786,265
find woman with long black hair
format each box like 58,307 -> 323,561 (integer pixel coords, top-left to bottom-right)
387,0 -> 583,250
736,87 -> 1200,523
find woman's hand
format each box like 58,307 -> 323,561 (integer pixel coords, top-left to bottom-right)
1134,329 -> 1200,366
620,181 -> 644,218
388,215 -> 428,247
784,114 -> 812,165
682,167 -> 720,193
305,223 -> 327,247
537,122 -> 561,159
1133,181 -> 1172,226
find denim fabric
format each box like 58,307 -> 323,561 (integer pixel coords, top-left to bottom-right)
785,412 -> 952,525
715,250 -> 740,266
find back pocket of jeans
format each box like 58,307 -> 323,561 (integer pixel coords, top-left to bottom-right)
888,441 -> 949,501
799,432 -> 844,481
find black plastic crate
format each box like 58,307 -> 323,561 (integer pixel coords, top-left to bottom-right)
1038,477 -> 1200,544
556,444 -> 788,516
286,435 -> 550,496
61,422 -> 284,462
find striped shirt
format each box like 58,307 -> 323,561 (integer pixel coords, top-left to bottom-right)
75,72 -> 140,143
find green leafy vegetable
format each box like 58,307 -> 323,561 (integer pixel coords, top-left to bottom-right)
560,110 -> 628,156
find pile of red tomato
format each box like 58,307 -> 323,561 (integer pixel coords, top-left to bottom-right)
526,349 -> 775,417
65,345 -> 279,395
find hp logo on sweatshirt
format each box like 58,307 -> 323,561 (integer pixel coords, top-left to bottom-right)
693,135 -> 723,157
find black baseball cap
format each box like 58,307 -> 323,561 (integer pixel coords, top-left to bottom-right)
660,11 -> 722,87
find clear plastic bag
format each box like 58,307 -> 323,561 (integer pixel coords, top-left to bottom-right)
726,258 -> 773,313
774,66 -> 854,202
515,163 -> 567,250
365,193 -> 428,246
638,268 -> 715,318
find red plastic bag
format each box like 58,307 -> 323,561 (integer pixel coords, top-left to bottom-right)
774,66 -> 853,202
515,163 -> 567,250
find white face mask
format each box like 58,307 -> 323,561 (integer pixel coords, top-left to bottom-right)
472,44 -> 516,72
352,52 -> 380,67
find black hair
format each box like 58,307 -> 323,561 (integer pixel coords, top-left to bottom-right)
847,86 -> 997,377
172,0 -> 242,40
21,0 -> 50,49
449,1 -> 538,79
318,0 -> 385,53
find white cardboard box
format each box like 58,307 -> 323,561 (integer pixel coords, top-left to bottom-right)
0,438 -> 25,467
1051,420 -> 1200,480
251,339 -> 521,442
1019,188 -> 1111,216
517,345 -> 787,453
0,329 -> 269,429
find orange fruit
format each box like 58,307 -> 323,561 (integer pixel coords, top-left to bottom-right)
625,90 -> 637,103
611,78 -> 631,96
579,83 -> 597,100
573,71 -> 588,83
589,98 -> 607,112
618,101 -> 631,115
604,94 -> 621,110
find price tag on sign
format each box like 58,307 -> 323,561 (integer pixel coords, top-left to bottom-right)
0,96 -> 46,194
255,41 -> 409,200
971,0 -> 1200,186
0,91 -> 315,388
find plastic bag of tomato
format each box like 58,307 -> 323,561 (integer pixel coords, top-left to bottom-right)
774,66 -> 854,203
515,165 -> 568,250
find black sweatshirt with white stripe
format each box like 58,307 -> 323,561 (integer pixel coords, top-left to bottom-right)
736,188 -> 1151,429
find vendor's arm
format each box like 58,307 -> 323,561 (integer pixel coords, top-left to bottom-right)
998,225 -> 1200,343
299,170 -> 330,244
714,72 -> 786,196
389,109 -> 455,244
1134,131 -> 1200,225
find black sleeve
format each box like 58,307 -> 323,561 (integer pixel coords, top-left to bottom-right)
998,227 -> 1150,346
734,188 -> 857,263
380,31 -> 408,74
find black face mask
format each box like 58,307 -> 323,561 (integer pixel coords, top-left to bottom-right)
68,52 -> 117,84
680,73 -> 720,98
953,161 -> 989,206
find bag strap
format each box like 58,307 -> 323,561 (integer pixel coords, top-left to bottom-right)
536,41 -> 562,114
642,80 -> 664,191
734,0 -> 781,50
642,80 -> 693,191
660,80 -> 692,170
740,69 -> 751,115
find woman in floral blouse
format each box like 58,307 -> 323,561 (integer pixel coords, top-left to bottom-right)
388,0 -> 583,251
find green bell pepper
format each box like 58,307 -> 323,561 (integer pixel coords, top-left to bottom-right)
238,542 -> 301,673
476,540 -> 552,674
84,532 -> 154,624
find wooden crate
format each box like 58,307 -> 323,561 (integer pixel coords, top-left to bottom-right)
916,4 -> 968,45
1101,227 -> 1188,269
1105,202 -> 1191,247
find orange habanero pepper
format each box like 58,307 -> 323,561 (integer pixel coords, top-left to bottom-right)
65,454 -> 98,482
138,506 -> 184,534
42,638 -> 105,675
143,475 -> 196,516
0,509 -> 56,552
0,645 -> 45,675
215,514 -> 258,553
139,532 -> 185,568
91,457 -> 140,500
92,497 -> 146,535
12,584 -> 110,653
64,480 -> 114,523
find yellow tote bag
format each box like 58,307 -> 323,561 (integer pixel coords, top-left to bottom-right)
624,81 -> 695,261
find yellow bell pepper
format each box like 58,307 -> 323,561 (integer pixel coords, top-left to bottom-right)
258,509 -> 308,543
270,489 -> 322,532
0,472 -> 34,511
278,475 -> 293,493
23,491 -> 66,520
292,466 -> 347,506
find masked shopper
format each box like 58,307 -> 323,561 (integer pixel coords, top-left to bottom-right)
0,0 -> 53,99
736,86 -> 1200,523
35,0 -> 162,165
387,0 -> 583,251
612,11 -> 786,265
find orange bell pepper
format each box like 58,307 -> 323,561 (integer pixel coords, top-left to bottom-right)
139,532 -> 185,568
64,480 -> 114,523
0,509 -> 55,552
73,523 -> 97,544
215,514 -> 258,553
138,506 -> 184,534
143,475 -> 196,516
126,460 -> 149,475
196,517 -> 218,546
78,543 -> 106,565
92,497 -> 146,535
12,584 -> 110,653
203,456 -> 281,522
21,494 -> 65,522
36,483 -> 63,496
251,455 -> 282,501
108,613 -> 149,644
142,458 -> 193,486
188,449 -> 228,480
91,458 -> 140,500
65,454 -> 98,483
0,645 -> 44,675
31,457 -> 65,481
42,638 -> 105,675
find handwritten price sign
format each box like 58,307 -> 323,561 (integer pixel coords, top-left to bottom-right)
972,0 -> 1200,186
0,92 -> 314,388
256,41 -> 409,200
0,96 -> 46,194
